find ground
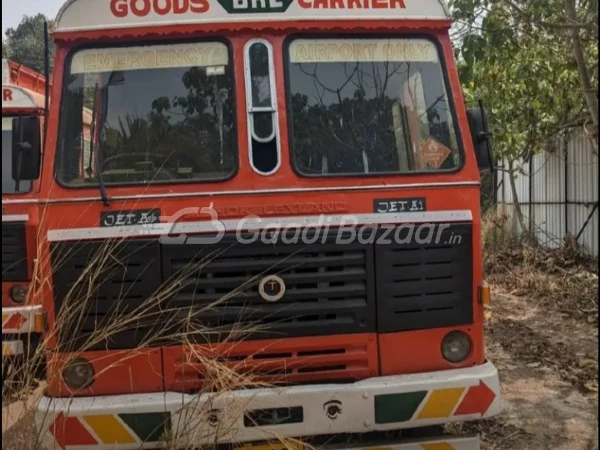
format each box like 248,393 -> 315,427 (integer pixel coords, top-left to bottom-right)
3,242 -> 599,450
451,239 -> 599,450
455,287 -> 599,450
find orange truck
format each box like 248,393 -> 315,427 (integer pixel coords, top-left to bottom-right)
34,1 -> 500,449
2,59 -> 46,361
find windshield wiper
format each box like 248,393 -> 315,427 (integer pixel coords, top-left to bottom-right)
86,86 -> 98,180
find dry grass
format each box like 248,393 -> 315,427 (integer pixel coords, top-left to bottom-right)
482,211 -> 598,323
482,211 -> 598,391
2,233 -> 314,450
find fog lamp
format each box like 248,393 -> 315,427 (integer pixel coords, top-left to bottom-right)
441,331 -> 472,363
62,358 -> 95,390
10,285 -> 27,303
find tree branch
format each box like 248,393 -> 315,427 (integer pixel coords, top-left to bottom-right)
563,0 -> 599,134
502,0 -> 598,32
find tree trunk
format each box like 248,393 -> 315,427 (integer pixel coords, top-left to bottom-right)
507,159 -> 530,239
564,0 -> 599,138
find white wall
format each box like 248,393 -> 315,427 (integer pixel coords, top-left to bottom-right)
496,128 -> 598,256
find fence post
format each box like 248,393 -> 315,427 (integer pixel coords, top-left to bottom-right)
564,135 -> 569,240
529,154 -> 534,236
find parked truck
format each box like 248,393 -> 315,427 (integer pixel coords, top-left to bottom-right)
2,59 -> 47,363
33,1 -> 500,449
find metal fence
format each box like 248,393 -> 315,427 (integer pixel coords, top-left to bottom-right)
496,128 -> 599,257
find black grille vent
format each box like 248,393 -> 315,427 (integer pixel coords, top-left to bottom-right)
51,239 -> 162,351
161,231 -> 376,342
2,222 -> 29,282
375,223 -> 473,332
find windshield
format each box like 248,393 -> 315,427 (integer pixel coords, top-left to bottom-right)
287,38 -> 462,176
57,41 -> 236,187
2,117 -> 33,195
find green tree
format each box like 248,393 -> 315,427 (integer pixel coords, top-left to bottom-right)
450,0 -> 598,234
2,39 -> 8,59
5,14 -> 55,74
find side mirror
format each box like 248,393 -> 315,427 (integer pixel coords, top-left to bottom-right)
12,116 -> 42,182
466,104 -> 494,172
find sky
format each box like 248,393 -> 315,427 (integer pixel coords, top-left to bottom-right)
2,0 -> 63,34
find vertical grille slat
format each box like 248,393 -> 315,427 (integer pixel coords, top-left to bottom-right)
2,222 -> 28,282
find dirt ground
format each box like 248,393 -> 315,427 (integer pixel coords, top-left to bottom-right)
451,286 -> 599,450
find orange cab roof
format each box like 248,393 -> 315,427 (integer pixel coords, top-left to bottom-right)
2,59 -> 49,95
2,59 -> 47,111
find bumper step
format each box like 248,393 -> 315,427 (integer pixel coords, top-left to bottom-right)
37,362 -> 500,449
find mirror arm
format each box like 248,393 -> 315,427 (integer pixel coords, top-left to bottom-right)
12,141 -> 34,190
477,131 -> 491,142
12,143 -> 27,192
14,149 -> 22,193
477,99 -> 494,173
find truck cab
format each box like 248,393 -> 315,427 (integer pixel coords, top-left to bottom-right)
2,59 -> 46,361
36,1 -> 500,449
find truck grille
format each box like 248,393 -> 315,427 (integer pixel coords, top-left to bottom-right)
51,239 -> 162,351
161,232 -> 375,342
51,232 -> 375,350
375,223 -> 474,332
163,334 -> 377,392
2,222 -> 29,282
51,223 -> 473,351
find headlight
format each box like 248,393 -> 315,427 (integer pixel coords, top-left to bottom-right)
441,331 -> 472,363
62,358 -> 95,390
10,285 -> 27,303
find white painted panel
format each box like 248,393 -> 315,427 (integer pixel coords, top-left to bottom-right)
55,0 -> 451,33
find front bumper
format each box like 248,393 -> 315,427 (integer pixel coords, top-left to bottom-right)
36,361 -> 501,449
2,305 -> 43,356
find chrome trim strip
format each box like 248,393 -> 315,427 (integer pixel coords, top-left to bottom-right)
2,199 -> 38,205
47,210 -> 473,242
1,214 -> 29,222
34,181 -> 480,205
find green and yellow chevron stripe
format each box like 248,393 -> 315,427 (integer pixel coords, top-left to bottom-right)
50,411 -> 171,448
374,380 -> 496,425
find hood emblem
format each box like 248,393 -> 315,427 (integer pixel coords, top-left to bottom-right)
259,275 -> 286,302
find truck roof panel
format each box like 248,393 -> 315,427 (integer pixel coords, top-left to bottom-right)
54,0 -> 451,34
